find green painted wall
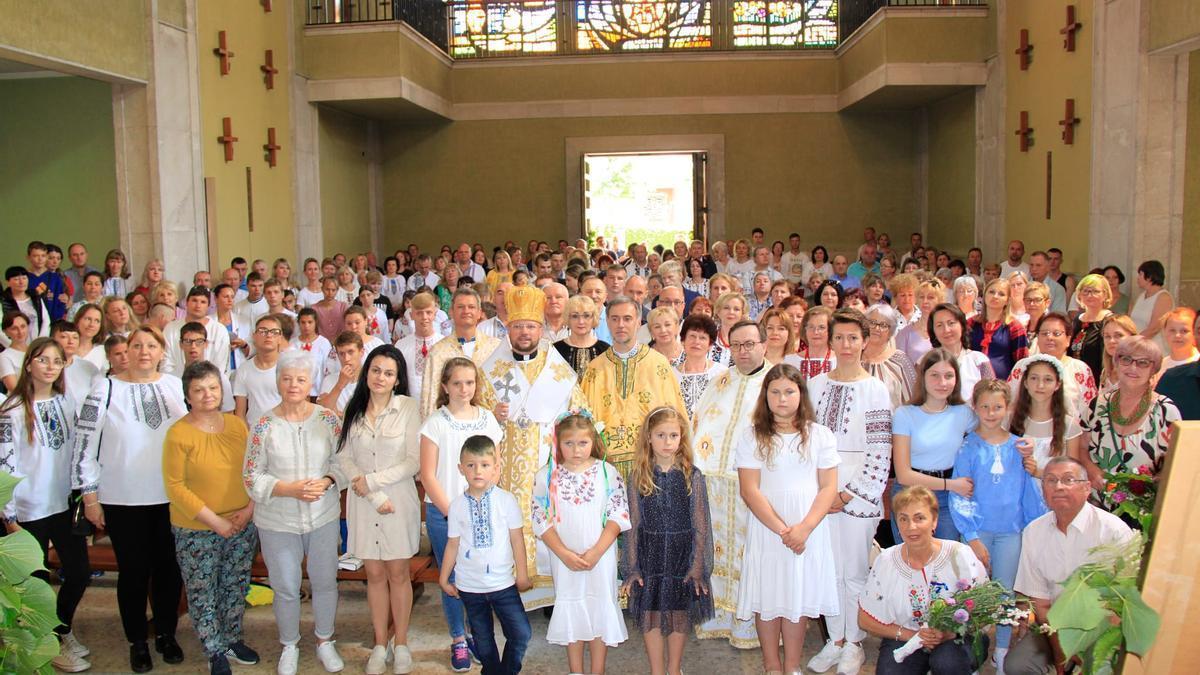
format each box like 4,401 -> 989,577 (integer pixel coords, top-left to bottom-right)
381,112 -> 917,255
319,107 -> 373,256
926,90 -> 976,255
0,77 -> 118,272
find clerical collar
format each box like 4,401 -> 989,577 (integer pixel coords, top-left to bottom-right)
611,343 -> 640,360
740,361 -> 766,377
513,350 -> 538,362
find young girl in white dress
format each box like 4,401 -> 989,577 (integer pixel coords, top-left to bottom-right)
735,363 -> 841,675
532,413 -> 631,675
1008,354 -> 1084,483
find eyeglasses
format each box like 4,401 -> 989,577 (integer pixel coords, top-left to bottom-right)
1079,288 -> 1104,297
1038,330 -> 1067,338
1043,476 -> 1087,487
568,313 -> 594,321
1117,355 -> 1156,369
180,338 -> 208,347
1025,296 -> 1047,304
868,321 -> 891,332
32,356 -> 64,368
255,328 -> 283,337
729,341 -> 762,352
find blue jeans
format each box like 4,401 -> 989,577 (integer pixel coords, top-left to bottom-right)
977,530 -> 1021,649
426,502 -> 467,639
459,584 -> 532,674
891,482 -> 959,543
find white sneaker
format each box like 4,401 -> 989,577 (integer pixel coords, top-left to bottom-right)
392,644 -> 413,674
836,642 -> 866,675
365,645 -> 388,675
806,640 -> 843,673
992,646 -> 1008,674
277,644 -> 300,675
316,640 -> 345,673
51,640 -> 91,673
60,632 -> 90,658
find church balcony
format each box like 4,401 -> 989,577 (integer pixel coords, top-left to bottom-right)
306,0 -> 449,52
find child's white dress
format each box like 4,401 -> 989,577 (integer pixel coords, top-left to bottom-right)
532,460 -> 631,646
734,424 -> 842,622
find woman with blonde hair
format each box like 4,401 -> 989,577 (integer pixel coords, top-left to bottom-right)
485,250 -> 514,295
554,294 -> 609,379
647,306 -> 684,367
1069,273 -> 1114,381
100,295 -> 138,338
1158,306 -> 1199,373
1005,271 -> 1031,327
1023,282 -> 1052,352
712,292 -> 747,367
895,279 -> 945,365
272,258 -> 295,294
1098,315 -> 1139,395
968,278 -> 1028,380
149,281 -> 184,321
888,273 -> 920,331
134,259 -> 165,297
706,273 -> 738,303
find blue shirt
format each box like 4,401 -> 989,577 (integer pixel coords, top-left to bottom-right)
893,404 -> 976,471
950,432 -> 1048,541
847,261 -> 880,280
830,273 -> 861,291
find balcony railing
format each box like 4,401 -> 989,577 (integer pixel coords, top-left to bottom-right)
306,0 -> 449,51
840,0 -> 987,43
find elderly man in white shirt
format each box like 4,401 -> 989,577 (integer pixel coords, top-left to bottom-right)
1006,456 -> 1134,674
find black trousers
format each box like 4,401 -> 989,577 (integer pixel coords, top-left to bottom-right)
103,503 -> 183,642
21,509 -> 91,634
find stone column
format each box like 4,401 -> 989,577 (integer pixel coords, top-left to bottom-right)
974,0 -> 1007,263
1090,0 -> 1188,296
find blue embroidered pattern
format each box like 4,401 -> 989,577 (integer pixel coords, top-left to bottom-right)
466,488 -> 494,549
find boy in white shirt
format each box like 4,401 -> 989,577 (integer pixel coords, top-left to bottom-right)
439,435 -> 532,675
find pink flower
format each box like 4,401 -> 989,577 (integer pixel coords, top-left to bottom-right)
964,599 -> 975,610
956,579 -> 972,591
1136,464 -> 1152,476
945,597 -> 957,606
1112,491 -> 1128,504
953,608 -> 970,624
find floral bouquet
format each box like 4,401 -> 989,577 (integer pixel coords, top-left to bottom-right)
1104,465 -> 1157,532
893,579 -> 1029,665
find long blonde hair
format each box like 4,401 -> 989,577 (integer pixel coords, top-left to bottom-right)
630,407 -> 696,497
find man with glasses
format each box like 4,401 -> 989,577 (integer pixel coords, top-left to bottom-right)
690,320 -> 772,648
163,286 -> 231,376
233,315 -> 284,423
1006,457 -> 1133,674
178,321 -> 235,412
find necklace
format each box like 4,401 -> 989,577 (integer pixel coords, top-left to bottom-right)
1108,388 -> 1152,426
901,542 -> 934,570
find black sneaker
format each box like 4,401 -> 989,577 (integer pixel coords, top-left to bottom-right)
210,653 -> 232,675
224,640 -> 260,665
129,641 -> 153,673
154,634 -> 184,665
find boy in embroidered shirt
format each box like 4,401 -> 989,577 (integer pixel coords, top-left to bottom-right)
440,435 -> 533,675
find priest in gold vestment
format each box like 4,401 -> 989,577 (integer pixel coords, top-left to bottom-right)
579,295 -> 686,477
420,287 -> 500,418
478,286 -> 587,609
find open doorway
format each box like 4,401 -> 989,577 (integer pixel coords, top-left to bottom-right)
582,152 -> 707,252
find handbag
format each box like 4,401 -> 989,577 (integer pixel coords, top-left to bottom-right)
69,490 -> 92,537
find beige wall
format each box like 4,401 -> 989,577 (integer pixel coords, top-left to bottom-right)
1180,50 -> 1200,307
381,112 -> 917,255
0,0 -> 148,81
1148,0 -> 1200,52
318,107 -> 373,257
926,90 -> 976,255
1005,0 -> 1094,274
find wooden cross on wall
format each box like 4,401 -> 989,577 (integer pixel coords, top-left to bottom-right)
260,50 -> 278,90
1016,110 -> 1034,152
260,0 -> 272,11
1061,5 -> 1083,52
213,30 -> 234,75
1059,99 -> 1081,144
218,117 -> 238,162
1015,29 -> 1033,70
263,127 -> 281,167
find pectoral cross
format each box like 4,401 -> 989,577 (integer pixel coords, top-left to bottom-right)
1015,29 -> 1033,70
1061,5 -> 1082,52
213,30 -> 234,75
263,127 -> 281,167
218,117 -> 238,162
260,49 -> 278,90
1015,110 -> 1033,152
1059,99 -> 1080,145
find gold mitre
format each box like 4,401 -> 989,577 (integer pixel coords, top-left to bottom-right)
505,285 -> 545,324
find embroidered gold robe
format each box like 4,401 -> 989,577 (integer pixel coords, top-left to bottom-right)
418,332 -> 501,419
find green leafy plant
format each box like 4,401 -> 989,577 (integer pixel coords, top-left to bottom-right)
0,473 -> 60,674
1046,533 -> 1160,675
1104,466 -> 1156,532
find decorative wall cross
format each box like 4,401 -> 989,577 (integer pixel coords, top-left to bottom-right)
1015,29 -> 1033,70
1061,5 -> 1083,52
1059,99 -> 1081,144
1015,111 -> 1033,152
218,117 -> 239,162
212,30 -> 235,75
260,50 -> 278,90
260,0 -> 272,11
263,127 -> 281,167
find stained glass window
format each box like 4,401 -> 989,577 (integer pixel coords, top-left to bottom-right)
731,1 -> 838,48
450,1 -> 558,58
575,1 -> 713,51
